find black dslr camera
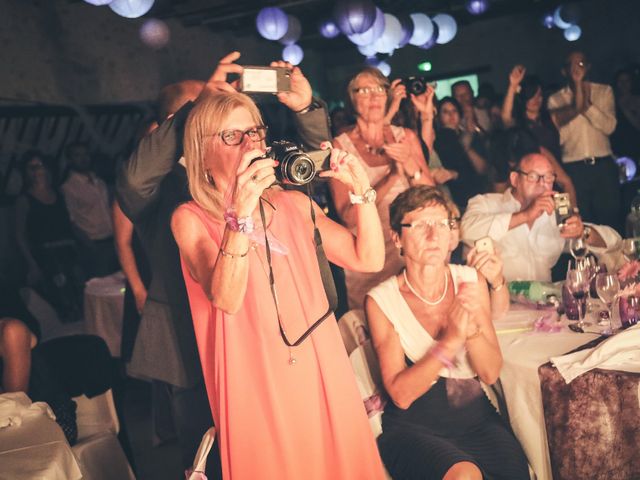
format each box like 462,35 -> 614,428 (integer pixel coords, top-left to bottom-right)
401,76 -> 429,96
260,140 -> 331,186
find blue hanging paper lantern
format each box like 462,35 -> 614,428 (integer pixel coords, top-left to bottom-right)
347,7 -> 384,46
333,0 -> 376,36
616,157 -> 637,181
358,44 -> 378,56
409,13 -> 434,46
109,0 -> 154,18
542,12 -> 555,29
279,15 -> 301,45
466,0 -> 489,15
432,13 -> 457,44
319,18 -> 340,38
371,13 -> 402,54
376,60 -> 391,77
256,7 -> 289,41
83,0 -> 113,5
419,22 -> 439,50
553,6 -> 572,29
282,44 -> 304,65
140,19 -> 170,49
397,15 -> 414,48
563,24 -> 581,41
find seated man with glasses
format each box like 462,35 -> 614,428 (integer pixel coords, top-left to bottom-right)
460,152 -> 620,281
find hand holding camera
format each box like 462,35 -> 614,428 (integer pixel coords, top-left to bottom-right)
522,190 -> 556,224
318,146 -> 371,195
233,149 -> 277,217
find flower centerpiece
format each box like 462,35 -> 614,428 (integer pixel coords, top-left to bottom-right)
616,260 -> 640,328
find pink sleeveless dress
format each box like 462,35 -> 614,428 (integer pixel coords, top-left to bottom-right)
177,191 -> 385,480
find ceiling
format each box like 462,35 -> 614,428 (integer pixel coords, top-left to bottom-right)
140,0 -> 580,50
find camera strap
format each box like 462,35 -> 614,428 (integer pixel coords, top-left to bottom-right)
259,187 -> 338,348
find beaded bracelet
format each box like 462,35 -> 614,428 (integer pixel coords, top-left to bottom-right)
223,210 -> 254,234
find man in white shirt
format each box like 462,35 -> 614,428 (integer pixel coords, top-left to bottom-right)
547,51 -> 620,232
461,153 -> 620,281
61,142 -> 118,277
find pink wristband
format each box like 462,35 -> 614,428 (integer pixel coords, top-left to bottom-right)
224,210 -> 254,234
429,343 -> 456,370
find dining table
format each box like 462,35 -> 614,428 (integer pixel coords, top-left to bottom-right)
0,393 -> 82,480
495,304 -> 640,480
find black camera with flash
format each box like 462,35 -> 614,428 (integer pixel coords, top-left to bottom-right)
257,140 -> 331,186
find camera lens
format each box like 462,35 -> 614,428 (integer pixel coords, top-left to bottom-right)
280,153 -> 316,185
409,79 -> 426,96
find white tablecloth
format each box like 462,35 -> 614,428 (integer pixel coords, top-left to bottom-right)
0,395 -> 82,480
496,308 -> 600,480
84,271 -> 125,357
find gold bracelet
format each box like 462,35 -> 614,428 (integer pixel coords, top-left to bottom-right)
490,278 -> 506,292
466,326 -> 483,341
219,247 -> 249,259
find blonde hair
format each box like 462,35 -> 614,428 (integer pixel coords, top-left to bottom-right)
346,67 -> 391,115
183,91 -> 263,219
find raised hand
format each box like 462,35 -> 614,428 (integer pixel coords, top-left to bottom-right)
559,214 -> 584,239
522,191 -> 556,223
410,83 -> 436,117
271,60 -> 312,112
509,65 -> 526,88
204,51 -> 244,94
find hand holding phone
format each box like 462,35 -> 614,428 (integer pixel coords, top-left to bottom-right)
240,66 -> 291,94
474,236 -> 495,255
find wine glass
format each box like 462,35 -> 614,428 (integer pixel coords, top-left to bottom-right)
595,272 -> 620,335
621,238 -> 640,262
569,237 -> 588,263
565,268 -> 591,329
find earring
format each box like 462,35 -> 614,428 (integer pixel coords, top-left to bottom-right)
204,170 -> 215,186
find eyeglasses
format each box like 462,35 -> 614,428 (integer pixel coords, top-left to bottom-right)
217,125 -> 267,146
400,219 -> 454,233
517,170 -> 557,184
352,85 -> 388,97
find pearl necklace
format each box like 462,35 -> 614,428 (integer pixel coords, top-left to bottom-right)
403,268 -> 448,306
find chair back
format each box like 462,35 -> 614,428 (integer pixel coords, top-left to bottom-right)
337,309 -> 370,355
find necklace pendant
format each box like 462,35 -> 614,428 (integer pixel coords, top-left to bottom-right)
288,355 -> 297,366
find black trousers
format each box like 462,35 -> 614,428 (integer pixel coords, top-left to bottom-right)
155,379 -> 222,480
564,157 -> 622,234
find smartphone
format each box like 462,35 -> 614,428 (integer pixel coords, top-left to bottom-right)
475,236 -> 495,255
240,66 -> 291,94
553,193 -> 572,227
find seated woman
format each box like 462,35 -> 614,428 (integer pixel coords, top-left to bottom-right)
171,88 -> 386,478
366,186 -> 528,480
331,67 -> 435,309
15,150 -> 82,321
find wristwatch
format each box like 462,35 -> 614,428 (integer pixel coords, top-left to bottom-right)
294,99 -> 322,115
349,187 -> 377,205
583,225 -> 592,241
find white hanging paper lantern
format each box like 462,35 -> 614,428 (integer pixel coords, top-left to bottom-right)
256,7 -> 289,41
282,44 -> 304,65
83,0 -> 113,6
347,7 -> 385,46
376,60 -> 391,77
564,24 -> 581,41
109,0 -> 155,18
408,13 -> 434,46
358,44 -> 378,56
432,13 -> 457,44
371,14 -> 402,54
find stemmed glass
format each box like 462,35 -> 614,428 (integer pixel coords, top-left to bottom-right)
595,273 -> 620,335
565,268 -> 591,329
621,238 -> 640,262
569,237 -> 588,263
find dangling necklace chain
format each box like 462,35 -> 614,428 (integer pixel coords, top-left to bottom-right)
403,268 -> 448,306
356,126 -> 386,156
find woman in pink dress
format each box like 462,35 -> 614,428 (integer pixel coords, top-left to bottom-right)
171,90 -> 386,479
